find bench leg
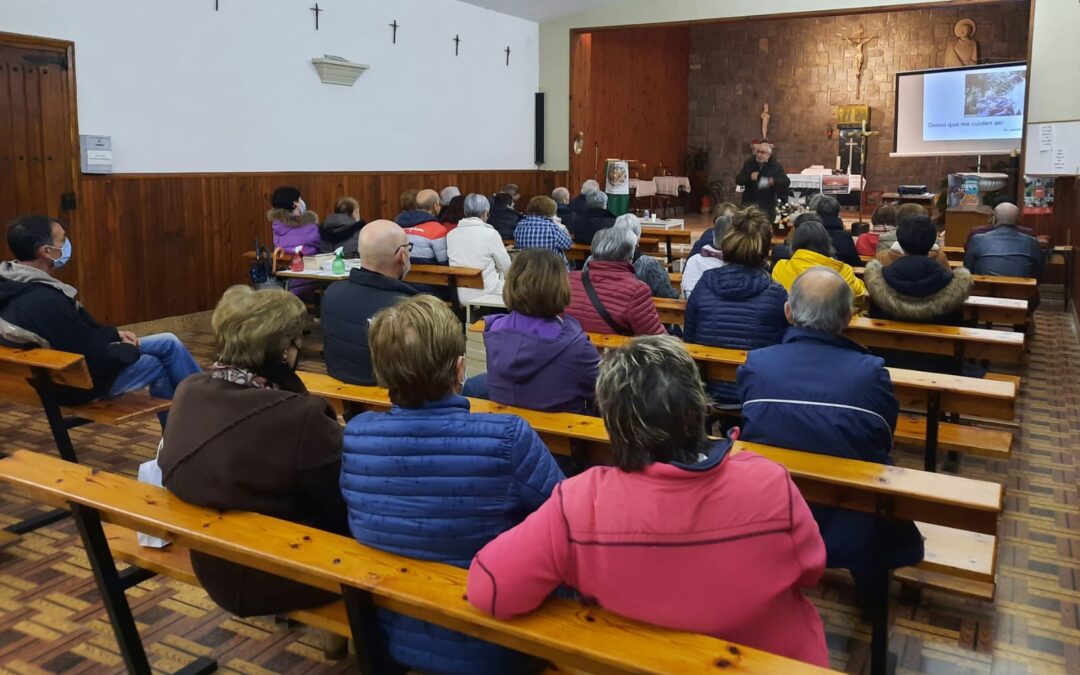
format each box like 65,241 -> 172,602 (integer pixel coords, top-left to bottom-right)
70,503 -> 219,675
868,565 -> 893,675
4,508 -> 70,535
29,367 -> 79,463
342,584 -> 397,675
923,392 -> 941,473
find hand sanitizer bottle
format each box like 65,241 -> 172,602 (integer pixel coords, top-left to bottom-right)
331,247 -> 346,275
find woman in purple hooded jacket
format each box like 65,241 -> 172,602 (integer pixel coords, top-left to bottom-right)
268,186 -> 320,300
482,249 -> 600,414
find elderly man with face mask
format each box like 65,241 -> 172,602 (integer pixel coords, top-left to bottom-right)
0,215 -> 201,424
736,142 -> 790,223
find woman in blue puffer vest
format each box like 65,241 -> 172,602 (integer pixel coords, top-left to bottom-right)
340,294 -> 564,675
684,207 -> 789,404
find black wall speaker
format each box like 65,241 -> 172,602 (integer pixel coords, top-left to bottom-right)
534,92 -> 545,166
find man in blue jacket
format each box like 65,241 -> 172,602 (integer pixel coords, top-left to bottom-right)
0,215 -> 200,424
964,202 -> 1044,279
736,267 -> 923,602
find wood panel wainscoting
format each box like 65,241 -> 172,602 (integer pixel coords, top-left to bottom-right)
75,169 -> 567,325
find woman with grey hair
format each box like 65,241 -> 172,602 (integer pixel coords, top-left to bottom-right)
611,214 -> 679,299
447,193 -> 512,305
565,228 -> 665,336
467,335 -> 830,667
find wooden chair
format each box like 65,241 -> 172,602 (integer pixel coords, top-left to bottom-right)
0,450 -> 838,675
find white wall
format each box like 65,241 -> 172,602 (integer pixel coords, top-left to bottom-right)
1,0 -> 539,173
1028,0 -> 1080,124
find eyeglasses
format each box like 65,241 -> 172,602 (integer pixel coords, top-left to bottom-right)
397,242 -> 414,254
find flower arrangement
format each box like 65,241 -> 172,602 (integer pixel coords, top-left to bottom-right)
775,199 -> 808,229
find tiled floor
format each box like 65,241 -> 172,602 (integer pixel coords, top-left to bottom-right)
0,291 -> 1077,673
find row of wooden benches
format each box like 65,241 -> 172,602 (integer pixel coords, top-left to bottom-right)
0,343 -> 1005,674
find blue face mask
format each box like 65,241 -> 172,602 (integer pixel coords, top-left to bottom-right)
50,239 -> 72,268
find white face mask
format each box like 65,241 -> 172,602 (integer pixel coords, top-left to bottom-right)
297,198 -> 307,215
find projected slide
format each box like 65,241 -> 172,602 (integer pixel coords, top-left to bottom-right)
923,65 -> 1025,142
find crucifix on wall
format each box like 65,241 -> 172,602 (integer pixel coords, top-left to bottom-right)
310,3 -> 323,31
505,46 -> 511,66
389,20 -> 399,44
454,35 -> 461,56
837,29 -> 877,99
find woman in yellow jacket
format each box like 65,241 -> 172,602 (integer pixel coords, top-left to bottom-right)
772,221 -> 867,301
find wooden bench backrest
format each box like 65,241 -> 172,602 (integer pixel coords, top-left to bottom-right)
846,316 -> 1024,362
652,299 -> 1024,360
639,227 -> 692,243
576,332 -> 1016,421
241,251 -> 484,290
297,372 -> 1002,534
0,450 -> 836,674
0,345 -> 94,403
406,265 -> 485,289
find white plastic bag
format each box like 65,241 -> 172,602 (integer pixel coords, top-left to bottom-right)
136,439 -> 171,548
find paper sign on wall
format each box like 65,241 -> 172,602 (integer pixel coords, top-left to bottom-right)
1053,148 -> 1068,172
1038,124 -> 1054,152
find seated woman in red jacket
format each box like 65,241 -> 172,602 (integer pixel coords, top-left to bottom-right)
564,227 -> 665,336
466,336 -> 829,667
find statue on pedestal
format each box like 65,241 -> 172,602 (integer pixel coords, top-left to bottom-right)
760,103 -> 770,141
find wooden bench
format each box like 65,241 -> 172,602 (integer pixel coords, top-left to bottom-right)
564,237 -> 664,264
241,250 -> 484,308
845,316 -> 1024,364
859,253 -> 963,266
653,299 -> 1026,358
852,266 -> 1039,301
294,372 -> 1002,675
0,451 -> 836,675
640,226 -> 691,260
577,332 -> 1014,472
0,344 -> 171,536
660,291 -> 1027,327
969,274 -> 1040,301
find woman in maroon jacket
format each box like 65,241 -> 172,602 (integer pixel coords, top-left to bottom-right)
565,227 -> 665,336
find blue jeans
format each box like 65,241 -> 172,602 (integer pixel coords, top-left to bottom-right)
108,333 -> 202,427
461,372 -> 490,400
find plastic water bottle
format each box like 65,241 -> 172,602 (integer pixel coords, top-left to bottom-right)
331,247 -> 346,275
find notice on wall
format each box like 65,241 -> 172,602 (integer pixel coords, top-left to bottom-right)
1037,123 -> 1054,152
1053,148 -> 1069,172
1023,176 -> 1054,215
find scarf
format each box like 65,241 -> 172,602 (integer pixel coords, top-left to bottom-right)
210,362 -> 276,389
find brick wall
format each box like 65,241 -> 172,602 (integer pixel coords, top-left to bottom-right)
688,2 -> 1030,206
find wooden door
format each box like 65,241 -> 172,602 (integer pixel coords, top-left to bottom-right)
0,35 -> 79,285
568,32 -> 592,193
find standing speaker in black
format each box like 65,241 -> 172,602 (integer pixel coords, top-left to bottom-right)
534,92 -> 545,166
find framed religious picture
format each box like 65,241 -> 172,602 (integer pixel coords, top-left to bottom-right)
837,104 -> 870,127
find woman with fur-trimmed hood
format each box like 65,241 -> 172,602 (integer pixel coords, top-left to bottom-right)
268,186 -> 320,299
864,215 -> 972,373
